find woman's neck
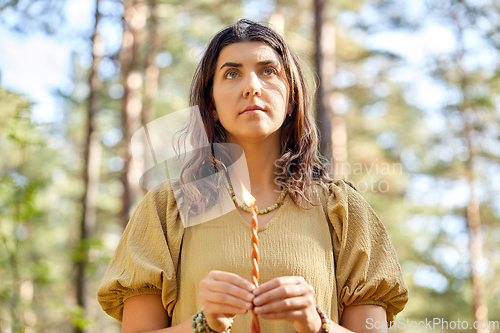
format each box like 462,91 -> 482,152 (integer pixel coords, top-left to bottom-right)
226,133 -> 282,196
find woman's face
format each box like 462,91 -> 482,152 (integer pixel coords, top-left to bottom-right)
212,41 -> 289,144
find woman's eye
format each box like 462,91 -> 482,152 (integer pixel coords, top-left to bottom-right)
226,71 -> 238,79
264,68 -> 276,75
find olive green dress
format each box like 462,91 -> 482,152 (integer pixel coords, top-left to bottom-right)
97,179 -> 408,332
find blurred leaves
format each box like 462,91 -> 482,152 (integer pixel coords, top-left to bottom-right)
1,0 -> 500,332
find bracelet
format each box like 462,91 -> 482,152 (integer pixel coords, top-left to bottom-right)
315,305 -> 330,333
191,307 -> 232,333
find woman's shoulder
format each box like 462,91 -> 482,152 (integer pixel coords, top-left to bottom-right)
313,179 -> 358,201
143,178 -> 182,204
129,179 -> 183,231
146,178 -> 178,194
313,179 -> 381,224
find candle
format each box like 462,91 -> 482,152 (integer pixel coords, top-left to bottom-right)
250,204 -> 261,333
241,184 -> 261,333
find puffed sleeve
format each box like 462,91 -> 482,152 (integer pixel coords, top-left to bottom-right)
97,180 -> 184,323
325,180 -> 408,323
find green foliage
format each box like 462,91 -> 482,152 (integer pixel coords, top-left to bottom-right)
2,1 -> 500,332
347,0 -> 500,330
68,306 -> 94,330
0,86 -> 53,332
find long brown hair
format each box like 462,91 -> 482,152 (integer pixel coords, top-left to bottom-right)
177,18 -> 338,214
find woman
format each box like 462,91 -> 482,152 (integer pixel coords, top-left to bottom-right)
98,19 -> 408,333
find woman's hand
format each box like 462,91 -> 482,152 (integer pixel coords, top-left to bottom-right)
199,270 -> 256,332
252,276 -> 322,333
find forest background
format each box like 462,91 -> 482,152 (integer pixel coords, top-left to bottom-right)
1,0 -> 499,332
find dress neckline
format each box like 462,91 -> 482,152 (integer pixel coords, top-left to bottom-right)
232,193 -> 289,233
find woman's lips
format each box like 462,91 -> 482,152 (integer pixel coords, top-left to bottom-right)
241,105 -> 266,114
241,109 -> 265,114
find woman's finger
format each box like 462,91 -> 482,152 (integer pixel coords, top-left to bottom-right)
203,300 -> 251,315
203,279 -> 255,303
200,289 -> 254,310
200,270 -> 255,305
259,309 -> 306,320
254,295 -> 313,314
254,282 -> 312,306
208,270 -> 256,292
253,276 -> 305,295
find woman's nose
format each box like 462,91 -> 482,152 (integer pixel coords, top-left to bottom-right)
244,72 -> 262,97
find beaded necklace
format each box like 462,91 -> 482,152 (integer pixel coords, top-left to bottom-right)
226,182 -> 287,215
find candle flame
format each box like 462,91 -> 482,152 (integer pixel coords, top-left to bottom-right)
240,181 -> 256,207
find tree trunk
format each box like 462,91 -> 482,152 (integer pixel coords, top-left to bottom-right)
6,237 -> 22,332
314,0 -> 346,179
331,113 -> 347,179
455,13 -> 489,333
143,0 -> 158,127
314,0 -> 329,159
141,0 -> 159,190
268,9 -> 284,35
75,1 -> 102,332
120,0 -> 145,228
464,112 -> 489,333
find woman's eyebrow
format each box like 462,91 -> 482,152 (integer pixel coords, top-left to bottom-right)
218,60 -> 280,71
219,62 -> 242,70
257,60 -> 280,67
